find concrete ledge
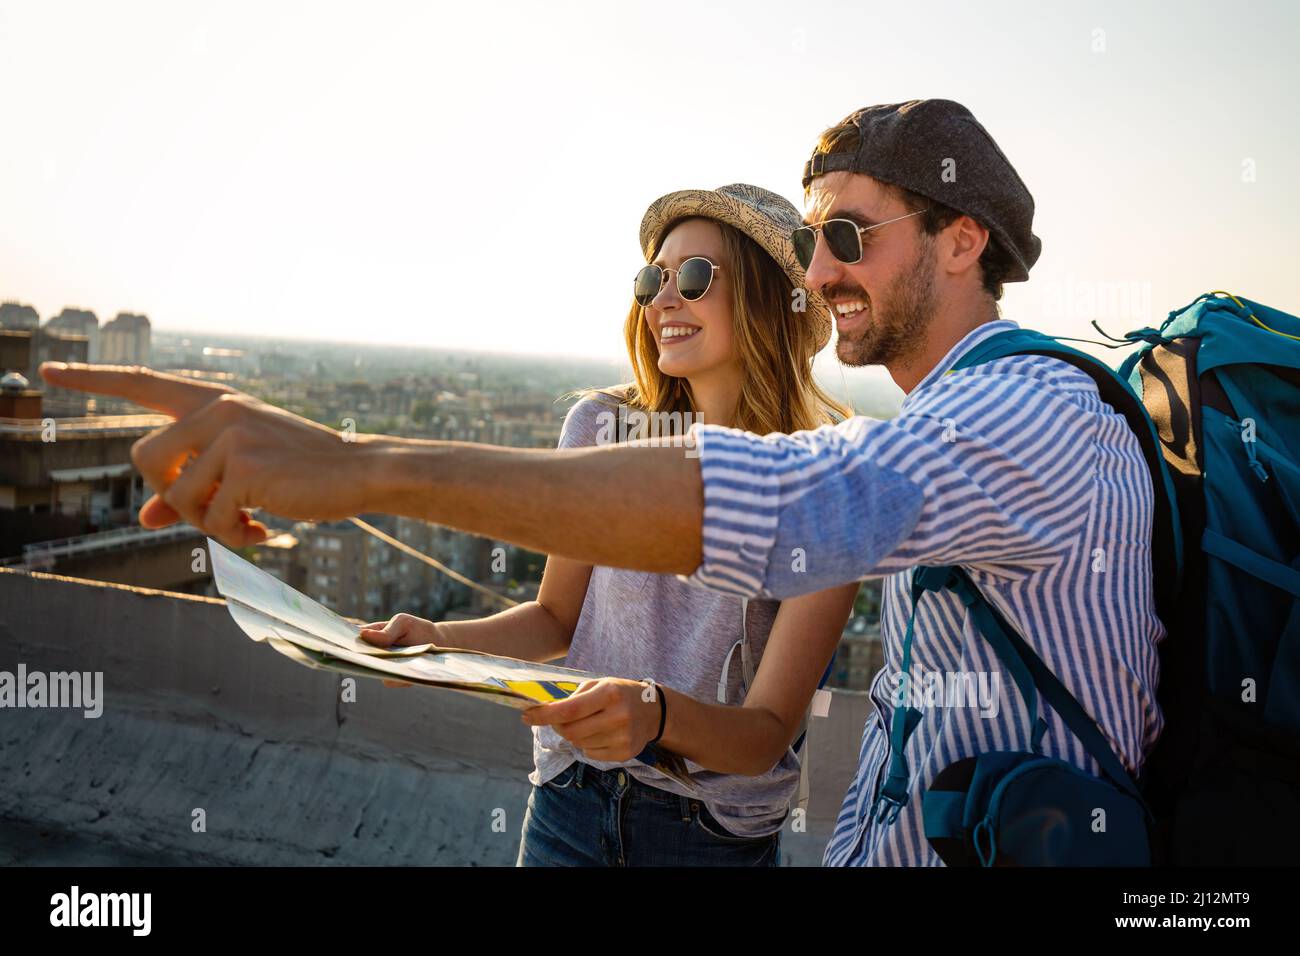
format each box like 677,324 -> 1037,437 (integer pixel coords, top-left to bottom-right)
0,567 -> 871,865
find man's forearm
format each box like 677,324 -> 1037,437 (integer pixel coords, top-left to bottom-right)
364,438 -> 704,576
32,364 -> 712,568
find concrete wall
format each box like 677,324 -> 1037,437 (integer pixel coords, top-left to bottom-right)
45,536 -> 210,593
0,567 -> 872,866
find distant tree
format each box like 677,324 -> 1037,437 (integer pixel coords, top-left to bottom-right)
411,400 -> 436,424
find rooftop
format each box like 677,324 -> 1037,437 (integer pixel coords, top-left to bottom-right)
0,567 -> 870,865
0,413 -> 172,438
0,524 -> 202,570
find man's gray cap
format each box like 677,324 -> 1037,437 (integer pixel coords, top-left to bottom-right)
803,99 -> 1041,282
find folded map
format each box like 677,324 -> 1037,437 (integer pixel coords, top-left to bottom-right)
206,537 -> 695,789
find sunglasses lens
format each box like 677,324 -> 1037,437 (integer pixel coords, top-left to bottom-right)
634,265 -> 662,307
823,220 -> 863,263
676,258 -> 714,301
791,227 -> 817,269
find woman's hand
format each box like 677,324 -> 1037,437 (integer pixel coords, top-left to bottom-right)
521,678 -> 662,762
359,613 -> 443,687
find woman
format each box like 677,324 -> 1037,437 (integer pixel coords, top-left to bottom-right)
361,184 -> 858,866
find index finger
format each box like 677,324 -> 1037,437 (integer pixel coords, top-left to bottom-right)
39,362 -> 232,418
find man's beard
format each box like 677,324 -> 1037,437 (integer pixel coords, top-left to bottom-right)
833,238 -> 939,368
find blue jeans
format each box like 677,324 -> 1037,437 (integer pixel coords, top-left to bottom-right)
517,761 -> 782,867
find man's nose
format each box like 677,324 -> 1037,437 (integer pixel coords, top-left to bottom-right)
803,234 -> 844,295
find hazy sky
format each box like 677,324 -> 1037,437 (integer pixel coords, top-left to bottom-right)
3,1 -> 1297,394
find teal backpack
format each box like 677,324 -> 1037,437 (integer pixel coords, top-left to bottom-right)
890,291 -> 1300,866
1118,292 -> 1300,865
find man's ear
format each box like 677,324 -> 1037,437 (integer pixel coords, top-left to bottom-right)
943,215 -> 990,277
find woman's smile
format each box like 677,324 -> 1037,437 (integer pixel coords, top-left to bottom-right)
659,322 -> 702,345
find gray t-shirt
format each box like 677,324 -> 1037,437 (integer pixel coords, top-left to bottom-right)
529,394 -> 802,837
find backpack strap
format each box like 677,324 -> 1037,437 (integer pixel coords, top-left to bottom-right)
716,597 -> 756,703
872,562 -> 1050,823
1202,529 -> 1300,599
940,567 -> 1144,802
872,564 -> 1145,825
740,598 -> 756,687
947,328 -> 1184,624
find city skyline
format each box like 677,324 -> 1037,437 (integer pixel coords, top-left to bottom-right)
3,1 -> 1298,365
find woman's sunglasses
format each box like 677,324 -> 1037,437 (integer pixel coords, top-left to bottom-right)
790,210 -> 924,270
633,257 -> 721,308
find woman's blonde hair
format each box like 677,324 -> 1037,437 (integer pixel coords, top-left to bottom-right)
578,217 -> 851,434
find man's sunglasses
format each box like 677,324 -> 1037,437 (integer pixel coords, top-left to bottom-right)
633,257 -> 721,308
790,210 -> 924,270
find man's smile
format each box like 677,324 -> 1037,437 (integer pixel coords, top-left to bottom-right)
829,298 -> 870,334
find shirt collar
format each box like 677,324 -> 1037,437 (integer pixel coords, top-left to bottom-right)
906,318 -> 1020,400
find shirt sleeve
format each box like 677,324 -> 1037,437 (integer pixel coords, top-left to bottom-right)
556,393 -> 622,451
679,359 -> 1111,600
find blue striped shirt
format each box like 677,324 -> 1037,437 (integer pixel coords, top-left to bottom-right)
678,319 -> 1165,866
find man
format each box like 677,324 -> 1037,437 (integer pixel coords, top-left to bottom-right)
42,99 -> 1164,866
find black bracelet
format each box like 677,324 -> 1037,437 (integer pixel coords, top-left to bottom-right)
649,681 -> 667,744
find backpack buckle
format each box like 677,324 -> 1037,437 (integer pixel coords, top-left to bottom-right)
872,793 -> 907,825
